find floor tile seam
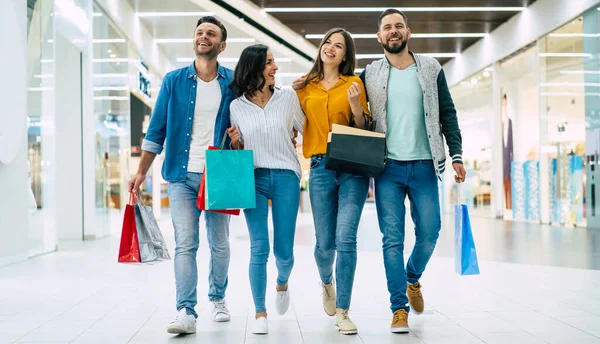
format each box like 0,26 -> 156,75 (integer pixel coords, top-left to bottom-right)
67,303 -> 121,343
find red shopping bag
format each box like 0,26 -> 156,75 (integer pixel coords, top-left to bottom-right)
118,192 -> 141,263
196,146 -> 240,216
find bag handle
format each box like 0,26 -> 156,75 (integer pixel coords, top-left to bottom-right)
219,133 -> 241,151
128,191 -> 136,206
129,191 -> 142,205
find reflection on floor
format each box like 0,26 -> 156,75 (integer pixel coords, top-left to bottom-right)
1,204 -> 600,343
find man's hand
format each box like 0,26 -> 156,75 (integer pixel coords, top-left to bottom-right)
453,163 -> 466,183
292,76 -> 306,91
128,173 -> 146,194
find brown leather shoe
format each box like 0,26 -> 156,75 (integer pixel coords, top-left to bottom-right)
391,309 -> 409,333
407,282 -> 424,314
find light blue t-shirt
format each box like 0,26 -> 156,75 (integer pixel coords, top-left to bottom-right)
386,64 -> 432,161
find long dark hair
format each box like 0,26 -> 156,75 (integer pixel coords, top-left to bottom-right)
229,44 -> 272,98
302,28 -> 356,87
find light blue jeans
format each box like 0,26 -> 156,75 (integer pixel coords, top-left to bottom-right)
375,160 -> 441,313
244,169 -> 300,313
308,155 -> 369,310
168,172 -> 231,318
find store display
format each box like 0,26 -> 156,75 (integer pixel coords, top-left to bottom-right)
550,154 -> 584,225
511,160 -> 540,221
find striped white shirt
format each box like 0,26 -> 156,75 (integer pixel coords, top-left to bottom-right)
230,87 -> 305,179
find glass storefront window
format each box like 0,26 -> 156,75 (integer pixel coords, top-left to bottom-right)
448,67 -> 494,217
92,4 -> 131,236
498,46 -> 540,222
539,12 -> 596,227
27,0 -> 57,256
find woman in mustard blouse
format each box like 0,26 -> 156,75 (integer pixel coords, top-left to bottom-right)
296,28 -> 370,335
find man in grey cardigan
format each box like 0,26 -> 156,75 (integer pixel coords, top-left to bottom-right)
359,9 -> 466,333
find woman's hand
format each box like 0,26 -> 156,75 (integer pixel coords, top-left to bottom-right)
227,126 -> 241,149
347,81 -> 362,109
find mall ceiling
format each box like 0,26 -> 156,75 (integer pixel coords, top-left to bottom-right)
248,0 -> 537,67
124,0 -> 537,82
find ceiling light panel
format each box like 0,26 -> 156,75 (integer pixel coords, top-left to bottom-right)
263,7 -> 526,13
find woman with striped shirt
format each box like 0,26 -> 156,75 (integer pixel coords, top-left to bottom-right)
227,44 -> 305,335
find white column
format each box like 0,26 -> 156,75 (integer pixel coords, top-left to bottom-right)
491,62 -> 504,218
0,0 -> 29,266
53,0 -> 95,241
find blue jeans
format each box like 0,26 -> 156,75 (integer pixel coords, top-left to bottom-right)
309,155 -> 369,310
244,169 -> 300,313
168,172 -> 231,318
375,160 -> 441,313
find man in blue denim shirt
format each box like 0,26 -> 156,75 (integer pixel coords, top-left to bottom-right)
128,16 -> 236,335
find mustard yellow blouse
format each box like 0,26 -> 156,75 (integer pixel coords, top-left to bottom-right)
296,75 -> 370,159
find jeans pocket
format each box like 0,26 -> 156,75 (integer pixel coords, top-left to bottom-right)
310,158 -> 320,169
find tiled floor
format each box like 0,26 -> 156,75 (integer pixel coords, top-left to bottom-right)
2,203 -> 600,343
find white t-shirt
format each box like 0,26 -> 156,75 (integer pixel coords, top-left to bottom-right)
187,77 -> 221,172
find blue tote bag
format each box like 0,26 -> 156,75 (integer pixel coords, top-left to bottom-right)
204,136 -> 256,210
454,187 -> 480,275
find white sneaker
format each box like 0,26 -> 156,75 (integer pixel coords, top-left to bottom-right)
252,316 -> 268,334
167,309 -> 196,334
212,300 -> 231,322
275,289 -> 290,315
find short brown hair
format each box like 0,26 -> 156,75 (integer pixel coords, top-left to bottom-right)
196,16 -> 227,42
378,9 -> 408,30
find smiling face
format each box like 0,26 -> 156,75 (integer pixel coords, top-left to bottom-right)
262,50 -> 278,87
320,32 -> 347,68
193,22 -> 226,59
377,13 -> 411,54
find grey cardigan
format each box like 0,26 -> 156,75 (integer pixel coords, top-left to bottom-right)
360,52 -> 463,177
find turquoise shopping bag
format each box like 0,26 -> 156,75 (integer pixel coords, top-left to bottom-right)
205,136 -> 256,210
454,201 -> 480,276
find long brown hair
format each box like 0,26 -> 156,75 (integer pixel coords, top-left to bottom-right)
302,28 -> 356,87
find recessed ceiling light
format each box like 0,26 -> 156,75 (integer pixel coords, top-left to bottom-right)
483,71 -> 490,77
306,33 -> 488,39
34,74 -> 54,79
539,53 -> 593,58
264,7 -> 526,13
94,86 -> 129,91
541,82 -> 600,87
93,73 -> 130,78
93,58 -> 134,63
177,57 -> 293,63
356,53 -> 459,59
109,53 -> 117,58
93,39 -> 127,43
549,33 -> 600,37
155,38 -> 256,43
136,12 -> 214,17
108,49 -> 112,54
471,78 -> 478,84
560,70 -> 600,75
93,12 -> 103,17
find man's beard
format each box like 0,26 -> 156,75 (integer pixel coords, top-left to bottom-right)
382,38 -> 408,54
194,44 -> 220,59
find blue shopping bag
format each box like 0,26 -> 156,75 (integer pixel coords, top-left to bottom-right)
204,136 -> 256,210
454,203 -> 480,275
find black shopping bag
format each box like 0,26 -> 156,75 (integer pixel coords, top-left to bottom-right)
325,124 -> 387,178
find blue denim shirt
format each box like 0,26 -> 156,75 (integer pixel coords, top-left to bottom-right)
142,63 -> 235,182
